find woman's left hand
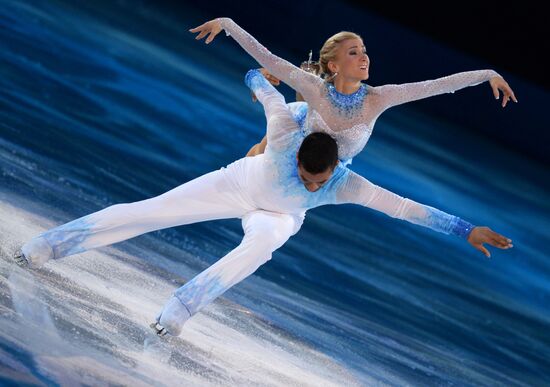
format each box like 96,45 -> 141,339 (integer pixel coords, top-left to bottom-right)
489,76 -> 518,108
251,68 -> 280,102
260,68 -> 280,86
189,19 -> 223,44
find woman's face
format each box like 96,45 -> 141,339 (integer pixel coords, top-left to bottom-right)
329,38 -> 370,82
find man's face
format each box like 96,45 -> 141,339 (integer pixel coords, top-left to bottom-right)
297,162 -> 335,192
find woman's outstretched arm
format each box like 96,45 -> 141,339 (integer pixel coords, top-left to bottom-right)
189,18 -> 320,100
376,70 -> 518,110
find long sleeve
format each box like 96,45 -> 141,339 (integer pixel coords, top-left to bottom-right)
375,69 -> 500,110
245,69 -> 301,152
336,172 -> 474,239
219,18 -> 320,101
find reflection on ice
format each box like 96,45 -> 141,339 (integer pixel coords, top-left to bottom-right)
9,269 -> 59,336
0,199 -> 363,386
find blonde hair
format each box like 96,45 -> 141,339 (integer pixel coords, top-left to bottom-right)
319,31 -> 362,80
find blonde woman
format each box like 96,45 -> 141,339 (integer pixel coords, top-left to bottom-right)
192,18 -> 517,164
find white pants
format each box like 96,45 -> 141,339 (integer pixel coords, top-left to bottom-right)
22,167 -> 304,325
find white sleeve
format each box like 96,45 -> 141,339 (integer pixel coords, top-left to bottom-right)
219,18 -> 320,102
337,172 -> 475,238
375,69 -> 500,110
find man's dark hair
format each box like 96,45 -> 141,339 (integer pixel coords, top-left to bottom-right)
297,132 -> 338,174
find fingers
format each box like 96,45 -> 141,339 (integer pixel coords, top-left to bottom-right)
485,229 -> 513,248
205,29 -> 219,44
492,85 -> 500,100
491,77 -> 518,107
507,88 -> 518,104
470,227 -> 513,257
476,244 -> 491,258
499,83 -> 518,108
502,93 -> 509,108
190,29 -> 219,44
267,76 -> 280,86
189,21 -> 221,44
189,23 -> 206,33
194,30 -> 209,40
259,68 -> 280,86
488,237 -> 513,249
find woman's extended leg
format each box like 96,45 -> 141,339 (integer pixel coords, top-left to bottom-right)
154,210 -> 304,336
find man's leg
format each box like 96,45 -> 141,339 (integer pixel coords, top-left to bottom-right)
19,169 -> 254,268
154,210 -> 304,336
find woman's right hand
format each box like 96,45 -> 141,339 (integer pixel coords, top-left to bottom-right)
489,76 -> 518,108
189,19 -> 223,44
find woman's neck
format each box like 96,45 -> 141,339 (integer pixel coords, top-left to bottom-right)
333,77 -> 362,94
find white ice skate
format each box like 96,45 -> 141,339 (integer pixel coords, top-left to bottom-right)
150,295 -> 191,337
149,321 -> 168,337
13,249 -> 29,267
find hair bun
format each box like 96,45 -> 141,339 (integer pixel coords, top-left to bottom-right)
300,60 -> 320,75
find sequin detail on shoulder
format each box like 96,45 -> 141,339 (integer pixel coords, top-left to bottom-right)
325,83 -> 368,119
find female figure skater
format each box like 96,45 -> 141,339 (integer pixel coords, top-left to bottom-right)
191,18 -> 518,163
15,69 -> 513,337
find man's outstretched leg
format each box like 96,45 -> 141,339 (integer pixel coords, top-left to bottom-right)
153,210 -> 304,336
16,169 -> 253,268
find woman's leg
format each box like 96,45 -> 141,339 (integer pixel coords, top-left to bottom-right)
245,135 -> 267,157
155,210 -> 304,336
20,169 -> 253,267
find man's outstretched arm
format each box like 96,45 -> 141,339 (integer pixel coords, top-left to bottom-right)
337,171 -> 513,257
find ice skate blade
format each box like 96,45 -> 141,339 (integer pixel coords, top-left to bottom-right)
150,322 -> 168,337
13,249 -> 29,267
